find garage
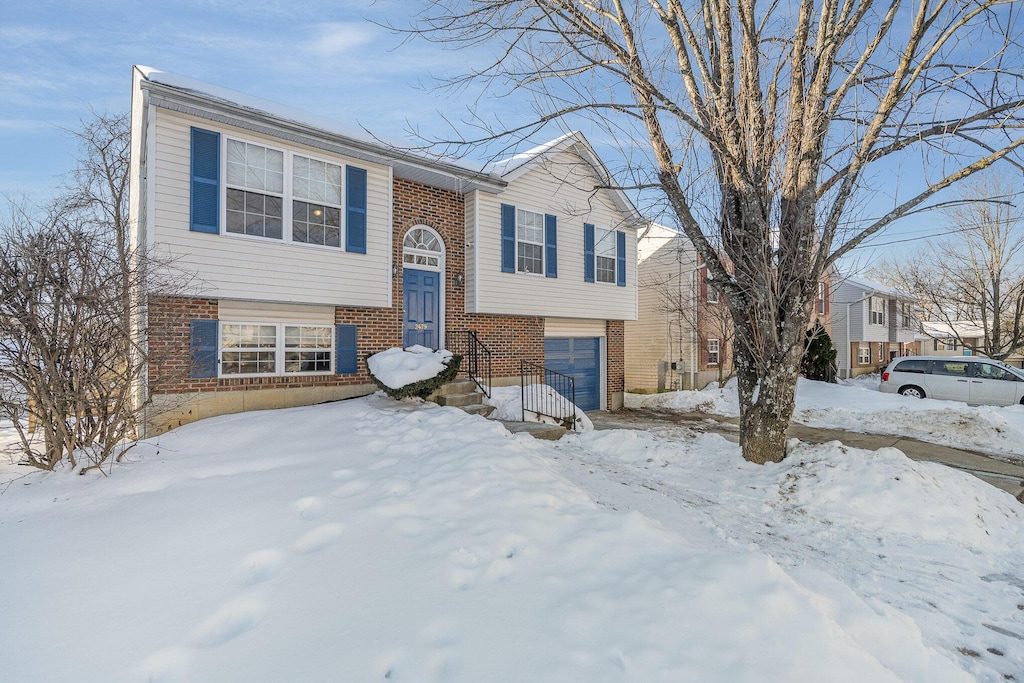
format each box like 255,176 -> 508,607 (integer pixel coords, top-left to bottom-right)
544,337 -> 602,411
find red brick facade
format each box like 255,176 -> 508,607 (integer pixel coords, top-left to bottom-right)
605,320 -> 624,407
148,176 -> 622,409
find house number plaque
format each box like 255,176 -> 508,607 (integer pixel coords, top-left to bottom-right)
414,323 -> 429,331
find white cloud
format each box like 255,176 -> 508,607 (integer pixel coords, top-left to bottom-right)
305,22 -> 377,57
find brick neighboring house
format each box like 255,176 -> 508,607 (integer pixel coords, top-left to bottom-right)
831,274 -> 917,378
625,226 -> 834,391
129,67 -> 641,436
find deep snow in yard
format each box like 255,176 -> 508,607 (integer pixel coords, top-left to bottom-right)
627,375 -> 1024,460
1,381 -> 1023,682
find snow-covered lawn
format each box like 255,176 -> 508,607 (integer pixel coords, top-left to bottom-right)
628,376 -> 1024,459
1,389 -> 1022,681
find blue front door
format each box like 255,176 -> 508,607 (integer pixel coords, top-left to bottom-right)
403,268 -> 441,349
544,337 -> 601,411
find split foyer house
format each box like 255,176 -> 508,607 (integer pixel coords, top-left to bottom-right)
128,67 -> 641,436
831,275 -> 917,378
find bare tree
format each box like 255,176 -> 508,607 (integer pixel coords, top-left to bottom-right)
0,113 -> 183,473
410,0 -> 1024,463
0,206 -> 146,471
875,173 -> 1024,359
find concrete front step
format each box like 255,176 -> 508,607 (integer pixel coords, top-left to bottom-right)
433,378 -> 480,397
500,420 -> 567,441
436,391 -> 484,408
461,403 -> 496,418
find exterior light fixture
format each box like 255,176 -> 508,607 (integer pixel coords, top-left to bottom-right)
392,263 -> 399,279
455,272 -> 464,286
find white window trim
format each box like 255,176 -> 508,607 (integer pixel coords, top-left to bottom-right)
707,338 -> 720,366
403,225 -> 445,273
594,226 -> 617,285
220,135 -> 350,251
869,296 -> 886,326
857,345 -> 870,365
515,207 -> 546,276
219,321 -> 334,378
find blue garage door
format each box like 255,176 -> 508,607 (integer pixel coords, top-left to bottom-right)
544,337 -> 601,411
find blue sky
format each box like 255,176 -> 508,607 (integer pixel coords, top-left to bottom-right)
0,0 -> 979,271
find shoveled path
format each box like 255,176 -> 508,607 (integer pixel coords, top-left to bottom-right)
590,409 -> 1024,501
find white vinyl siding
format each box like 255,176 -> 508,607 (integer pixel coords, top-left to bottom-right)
469,149 -> 637,320
150,108 -> 391,308
624,228 -> 696,391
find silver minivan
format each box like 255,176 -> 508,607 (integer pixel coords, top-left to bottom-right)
879,355 -> 1024,406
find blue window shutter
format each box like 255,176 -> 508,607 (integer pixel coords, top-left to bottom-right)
544,214 -> 557,278
189,319 -> 218,379
501,204 -> 516,273
616,230 -> 626,287
346,167 -> 367,254
336,324 -> 358,374
583,223 -> 595,283
190,128 -> 220,234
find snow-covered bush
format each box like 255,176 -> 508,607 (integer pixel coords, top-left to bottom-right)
366,346 -> 462,399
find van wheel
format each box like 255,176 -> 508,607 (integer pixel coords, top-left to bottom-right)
899,385 -> 925,399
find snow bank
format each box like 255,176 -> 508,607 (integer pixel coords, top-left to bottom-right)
561,428 -> 1024,682
367,345 -> 454,389
485,384 -> 595,431
0,397 -> 983,682
626,377 -> 1024,458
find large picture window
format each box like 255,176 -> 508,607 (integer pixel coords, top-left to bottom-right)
220,323 -> 333,376
517,208 -> 544,274
595,227 -> 616,283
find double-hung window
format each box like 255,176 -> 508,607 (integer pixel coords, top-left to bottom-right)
818,282 -> 826,314
707,339 -> 720,366
869,296 -> 885,325
226,140 -> 284,239
857,345 -> 870,364
595,227 -> 616,283
516,209 -> 545,274
220,323 -> 333,376
292,155 -> 344,248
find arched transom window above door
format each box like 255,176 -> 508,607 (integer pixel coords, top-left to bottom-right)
403,226 -> 444,270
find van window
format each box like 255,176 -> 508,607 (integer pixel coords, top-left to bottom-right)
932,360 -> 969,377
894,359 -> 929,374
975,363 -> 1016,381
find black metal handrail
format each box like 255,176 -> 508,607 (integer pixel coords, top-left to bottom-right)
465,330 -> 492,398
520,359 -> 578,430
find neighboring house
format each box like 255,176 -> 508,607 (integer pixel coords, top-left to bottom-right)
128,67 -> 641,436
917,320 -> 984,357
625,227 -> 834,391
831,274 -> 917,378
916,320 -> 1024,368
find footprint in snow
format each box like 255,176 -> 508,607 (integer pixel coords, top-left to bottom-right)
292,522 -> 346,554
293,496 -> 327,520
332,480 -> 371,498
232,549 -> 287,586
188,597 -> 267,648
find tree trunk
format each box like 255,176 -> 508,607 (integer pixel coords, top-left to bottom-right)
737,358 -> 798,464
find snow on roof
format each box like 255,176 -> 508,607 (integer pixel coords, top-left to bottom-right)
136,66 -> 503,192
840,274 -> 914,300
485,130 -> 645,227
920,320 -> 987,338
